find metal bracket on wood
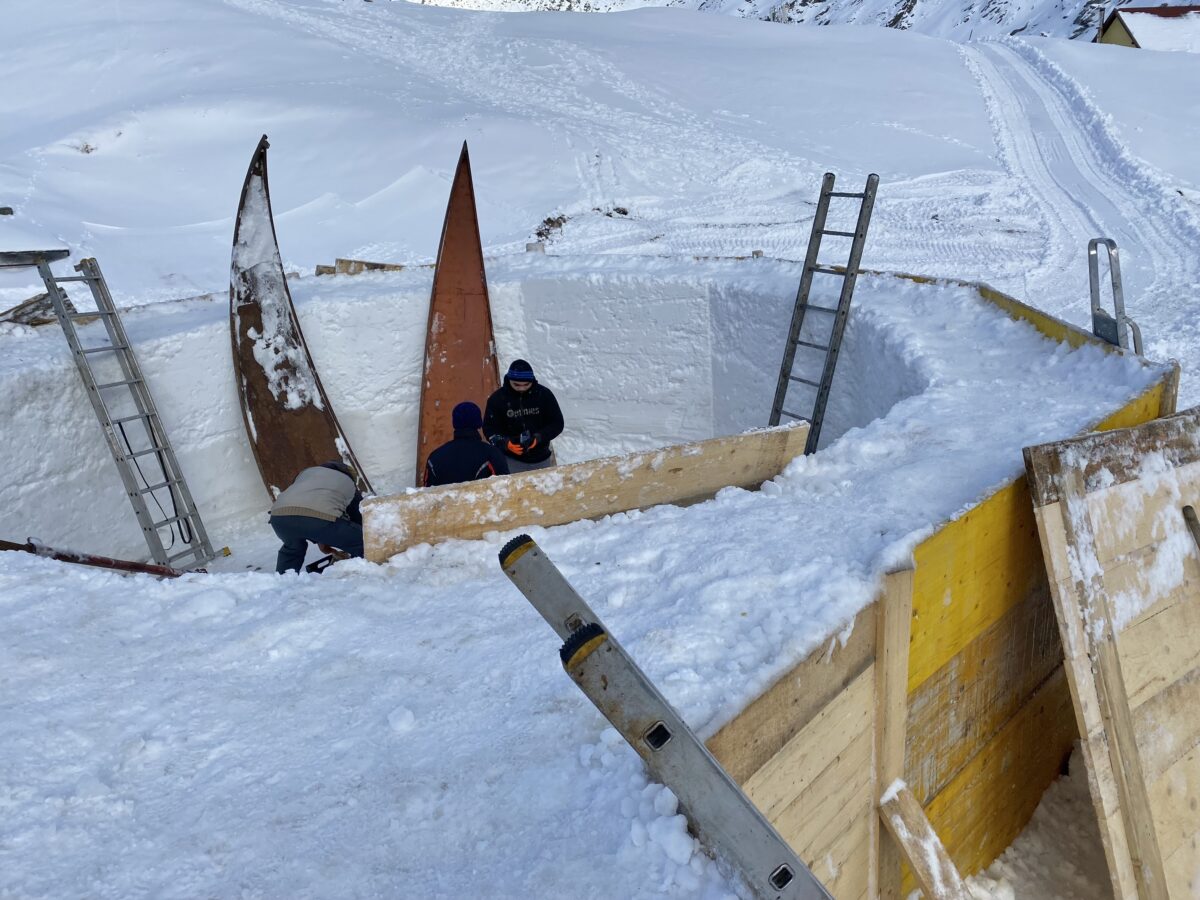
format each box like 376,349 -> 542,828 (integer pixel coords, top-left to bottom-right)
1088,238 -> 1143,355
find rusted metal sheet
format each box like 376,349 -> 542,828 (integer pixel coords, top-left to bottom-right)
229,135 -> 371,499
415,142 -> 499,486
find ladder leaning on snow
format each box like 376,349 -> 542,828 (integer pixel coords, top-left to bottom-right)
769,172 -> 879,454
0,249 -> 216,569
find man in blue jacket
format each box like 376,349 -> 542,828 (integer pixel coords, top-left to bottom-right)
483,359 -> 564,473
424,401 -> 510,487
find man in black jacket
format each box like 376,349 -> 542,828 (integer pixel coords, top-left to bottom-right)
483,359 -> 564,473
424,401 -> 510,487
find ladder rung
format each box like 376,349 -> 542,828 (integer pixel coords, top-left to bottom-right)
780,409 -> 808,421
809,264 -> 844,275
123,446 -> 164,461
788,375 -> 820,387
94,378 -> 142,390
806,304 -> 838,315
79,344 -> 126,355
67,311 -> 112,319
820,229 -> 856,238
51,275 -> 93,283
112,413 -> 153,425
152,515 -> 188,530
167,548 -> 201,564
137,479 -> 176,494
828,191 -> 866,199
793,339 -> 829,352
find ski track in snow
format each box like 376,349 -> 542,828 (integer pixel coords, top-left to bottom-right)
961,38 -> 1200,399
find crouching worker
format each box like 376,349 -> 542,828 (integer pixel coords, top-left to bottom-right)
424,401 -> 509,487
268,461 -> 364,574
483,359 -> 564,474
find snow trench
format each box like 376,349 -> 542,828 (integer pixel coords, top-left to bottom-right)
0,254 -> 926,562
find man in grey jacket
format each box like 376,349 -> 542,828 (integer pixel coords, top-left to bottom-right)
268,461 -> 363,573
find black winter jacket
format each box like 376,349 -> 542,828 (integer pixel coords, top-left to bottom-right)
424,429 -> 511,487
483,378 -> 564,464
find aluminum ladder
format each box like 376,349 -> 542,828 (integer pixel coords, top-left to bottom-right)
4,249 -> 216,569
769,173 -> 879,454
1089,238 -> 1143,355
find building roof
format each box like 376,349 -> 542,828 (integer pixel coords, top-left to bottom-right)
1099,5 -> 1200,50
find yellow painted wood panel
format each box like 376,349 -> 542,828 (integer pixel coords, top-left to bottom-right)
918,668 -> 1076,887
909,477 -> 1044,692
905,586 -> 1062,805
743,665 -> 874,822
363,423 -> 809,560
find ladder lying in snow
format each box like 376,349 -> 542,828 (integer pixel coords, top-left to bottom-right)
769,173 -> 878,454
0,250 -> 216,569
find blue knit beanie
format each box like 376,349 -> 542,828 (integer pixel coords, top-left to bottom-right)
452,401 -> 483,431
506,359 -> 536,382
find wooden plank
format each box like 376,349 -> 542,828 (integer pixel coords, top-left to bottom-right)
1115,568 -> 1200,712
905,583 -> 1063,806
875,567 -> 913,900
363,423 -> 809,561
879,785 -> 971,900
767,716 -> 874,867
1148,740 -> 1200,866
806,793 -> 873,900
711,602 -> 874,785
1135,667 -> 1200,785
1023,414 -> 1200,900
1085,458 -> 1200,567
920,666 -> 1076,887
743,664 -> 874,822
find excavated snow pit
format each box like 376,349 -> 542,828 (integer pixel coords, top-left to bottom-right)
0,253 -> 1151,569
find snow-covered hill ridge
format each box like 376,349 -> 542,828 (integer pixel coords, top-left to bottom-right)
408,0 -> 1126,40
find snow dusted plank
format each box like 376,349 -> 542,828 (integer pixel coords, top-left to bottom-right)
875,567 -> 913,900
879,784 -> 970,900
1024,407 -> 1200,900
362,422 -> 809,561
709,602 -> 875,785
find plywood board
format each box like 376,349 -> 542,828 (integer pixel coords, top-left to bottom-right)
1025,405 -> 1200,899
363,422 -> 809,561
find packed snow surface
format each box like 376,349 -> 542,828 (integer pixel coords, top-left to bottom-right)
2,0 -> 1198,896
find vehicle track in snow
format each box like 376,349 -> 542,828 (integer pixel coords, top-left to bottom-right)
961,40 -> 1200,394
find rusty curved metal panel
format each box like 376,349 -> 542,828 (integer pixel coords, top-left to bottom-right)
415,141 -> 500,486
229,135 -> 372,499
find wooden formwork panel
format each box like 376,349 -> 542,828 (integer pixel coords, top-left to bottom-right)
1026,408 -> 1200,899
363,423 -> 808,561
742,665 -> 877,900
